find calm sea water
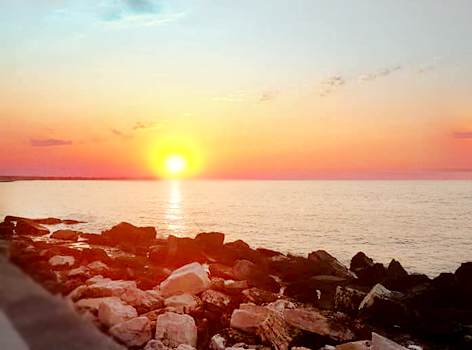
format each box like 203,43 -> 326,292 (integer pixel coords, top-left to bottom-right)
1,180 -> 471,277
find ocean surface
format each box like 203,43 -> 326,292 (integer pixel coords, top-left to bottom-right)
1,180 -> 471,277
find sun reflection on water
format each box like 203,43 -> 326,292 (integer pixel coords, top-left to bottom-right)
165,180 -> 185,233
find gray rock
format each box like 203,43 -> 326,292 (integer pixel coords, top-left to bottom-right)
230,303 -> 271,334
160,262 -> 211,298
371,332 -> 408,350
109,316 -> 152,347
155,312 -> 197,348
98,297 -> 138,328
144,340 -> 169,350
164,293 -> 202,314
49,255 -> 75,268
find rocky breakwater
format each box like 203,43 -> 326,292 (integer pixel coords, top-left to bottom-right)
1,216 -> 472,350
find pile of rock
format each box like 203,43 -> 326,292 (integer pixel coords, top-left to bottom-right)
2,216 -> 471,350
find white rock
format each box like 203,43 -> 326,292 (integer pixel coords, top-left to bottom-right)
49,255 -> 75,267
85,275 -> 107,285
230,303 -> 271,334
164,293 -> 202,314
209,334 -> 226,350
160,262 -> 211,298
177,345 -> 196,350
76,297 -> 117,314
98,297 -> 138,328
121,286 -> 164,313
85,279 -> 137,299
371,332 -> 408,350
67,285 -> 88,302
155,312 -> 198,348
144,340 -> 168,350
87,261 -> 111,276
109,316 -> 152,347
359,284 -> 404,311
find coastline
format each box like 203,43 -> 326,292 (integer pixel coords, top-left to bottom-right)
1,216 -> 471,350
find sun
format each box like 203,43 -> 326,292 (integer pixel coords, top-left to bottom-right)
164,154 -> 187,176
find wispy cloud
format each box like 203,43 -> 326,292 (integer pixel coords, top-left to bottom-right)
111,129 -> 133,138
132,122 -> 162,130
259,91 -> 279,103
30,139 -> 73,147
452,131 -> 472,139
358,66 -> 402,84
318,76 -> 345,97
413,65 -> 435,75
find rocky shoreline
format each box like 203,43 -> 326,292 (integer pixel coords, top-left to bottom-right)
1,217 -> 471,350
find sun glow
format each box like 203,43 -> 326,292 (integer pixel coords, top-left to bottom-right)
165,155 -> 187,175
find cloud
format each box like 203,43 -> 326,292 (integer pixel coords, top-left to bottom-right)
111,129 -> 133,138
318,76 -> 345,97
259,91 -> 279,103
358,66 -> 402,84
414,66 -> 435,75
132,122 -> 162,130
452,131 -> 472,139
30,139 -> 73,147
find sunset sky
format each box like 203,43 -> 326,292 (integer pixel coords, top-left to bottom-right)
1,0 -> 472,179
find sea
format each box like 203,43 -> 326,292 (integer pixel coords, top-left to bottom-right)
1,180 -> 471,277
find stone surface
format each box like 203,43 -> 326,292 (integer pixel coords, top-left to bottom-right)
336,340 -> 371,350
201,289 -> 232,313
224,280 -> 249,295
109,316 -> 152,347
195,232 -> 225,249
256,310 -> 300,350
83,279 -> 137,299
209,334 -> 227,350
160,262 -> 211,298
68,266 -> 92,280
49,255 -> 75,268
308,250 -> 354,279
164,293 -> 202,314
334,286 -> 368,316
15,219 -> 50,235
51,229 -> 80,241
155,312 -> 198,348
230,303 -> 271,334
350,252 -> 374,271
102,222 -> 156,247
121,286 -> 164,314
233,260 -> 280,293
98,297 -> 138,328
76,297 -> 118,314
241,287 -> 278,305
371,332 -> 408,350
210,263 -> 235,279
144,340 -> 169,350
87,261 -> 112,277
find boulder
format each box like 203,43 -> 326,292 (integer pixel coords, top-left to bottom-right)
50,229 -> 80,241
144,340 -> 168,350
68,285 -> 89,302
230,303 -> 271,334
371,332 -> 408,349
257,310 -> 300,350
160,262 -> 211,298
86,261 -> 112,277
98,297 -> 138,328
233,260 -> 280,293
350,252 -> 374,271
210,263 -> 235,280
164,293 -> 202,314
86,275 -> 108,285
334,286 -> 368,317
195,232 -> 225,250
68,266 -> 92,280
31,217 -> 63,225
224,280 -> 249,295
83,279 -> 137,299
149,245 -> 169,263
209,334 -> 227,350
155,312 -> 198,348
166,235 -> 206,267
76,297 -> 118,314
0,221 -> 14,237
102,222 -> 156,247
268,255 -> 315,281
355,263 -> 387,287
386,259 -> 408,279
16,219 -> 49,235
308,250 -> 355,279
201,290 -> 232,313
336,340 -> 371,350
109,316 -> 152,347
121,286 -> 164,314
241,287 -> 278,305
49,255 -> 75,268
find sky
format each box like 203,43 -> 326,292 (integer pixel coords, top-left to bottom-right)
1,0 -> 472,179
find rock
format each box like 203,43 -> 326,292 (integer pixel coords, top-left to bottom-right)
257,310 -> 301,350
224,280 -> 249,295
210,263 -> 235,280
67,285 -> 89,301
16,219 -> 49,235
241,287 -> 278,305
102,222 -> 156,248
218,328 -> 260,347
87,261 -> 112,276
144,340 -> 168,350
283,308 -> 356,343
355,263 -> 387,287
386,260 -> 408,279
371,332 -> 408,349
195,232 -> 225,250
149,245 -> 169,263
84,279 -> 137,299
86,275 -> 108,285
164,293 -> 202,314
233,260 -> 280,293
121,286 -> 164,314
350,252 -> 374,271
49,255 -> 75,268
209,334 -> 227,350
336,340 -> 371,350
31,217 -> 63,225
68,266 -> 92,280
201,290 -> 232,313
98,297 -> 138,328
166,235 -> 206,267
230,303 -> 271,334
334,286 -> 367,317
177,345 -> 196,350
0,221 -> 14,237
155,312 -> 198,348
50,229 -> 80,241
257,248 -> 284,258
160,262 -> 211,298
76,297 -> 118,314
109,316 -> 152,347
268,255 -> 315,282
308,250 -> 354,279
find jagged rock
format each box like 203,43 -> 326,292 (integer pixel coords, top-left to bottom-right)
0,220 -> 14,237
76,297 -> 117,314
102,222 -> 156,248
233,260 -> 280,293
149,245 -> 169,263
334,286 -> 367,316
241,287 -> 278,305
68,285 -> 89,301
268,255 -> 315,282
164,293 -> 202,314
109,316 -> 152,347
195,232 -> 225,250
160,262 -> 211,298
86,275 -> 108,285
336,340 -> 371,349
355,263 -> 387,287
230,303 -> 271,334
257,310 -> 301,350
16,219 -> 49,235
283,308 -> 356,343
68,266 -> 92,280
155,312 -> 198,348
51,229 -> 80,241
308,250 -> 354,279
210,263 -> 235,279
386,260 -> 408,279
121,286 -> 164,314
49,255 -> 75,268
209,334 -> 227,350
371,332 -> 408,349
86,261 -> 112,276
350,252 -> 374,271
176,345 -> 196,350
166,235 -> 206,267
201,289 -> 232,313
224,280 -> 249,295
144,340 -> 168,350
83,279 -> 137,299
98,297 -> 138,328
